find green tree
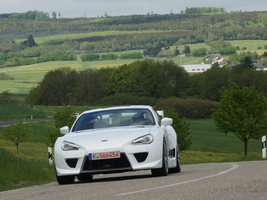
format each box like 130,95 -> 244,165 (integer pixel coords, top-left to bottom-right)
81,53 -> 100,61
120,52 -> 143,59
38,67 -> 77,105
54,106 -> 76,129
25,34 -> 37,47
109,59 -> 188,99
165,109 -> 191,151
46,106 -> 76,147
73,68 -> 111,105
45,127 -> 60,147
0,90 -> 14,104
191,48 -> 207,57
183,45 -> 191,54
212,82 -> 267,156
143,44 -> 161,57
198,67 -> 230,101
233,56 -> 255,74
219,46 -> 236,55
52,11 -> 57,19
2,122 -> 30,155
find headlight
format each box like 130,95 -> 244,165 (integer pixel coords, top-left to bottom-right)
132,134 -> 154,144
61,141 -> 79,151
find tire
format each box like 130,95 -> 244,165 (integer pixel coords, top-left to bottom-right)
77,174 -> 93,182
56,174 -> 75,185
169,145 -> 181,173
151,139 -> 168,176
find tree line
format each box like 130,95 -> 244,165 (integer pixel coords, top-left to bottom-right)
26,59 -> 188,105
0,10 -> 266,42
25,58 -> 267,118
1,34 -> 267,68
182,7 -> 226,14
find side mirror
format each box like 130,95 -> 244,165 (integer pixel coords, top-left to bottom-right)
60,126 -> 69,135
161,117 -> 173,126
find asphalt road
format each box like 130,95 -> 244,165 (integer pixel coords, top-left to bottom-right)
0,118 -> 53,127
1,161 -> 266,200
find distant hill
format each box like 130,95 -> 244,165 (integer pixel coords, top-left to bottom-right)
0,10 -> 267,41
0,9 -> 266,70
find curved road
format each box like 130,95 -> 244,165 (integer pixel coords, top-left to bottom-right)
0,118 -> 53,127
1,161 -> 266,200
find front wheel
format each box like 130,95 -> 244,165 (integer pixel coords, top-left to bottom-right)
151,139 -> 168,176
77,174 -> 93,182
56,174 -> 75,185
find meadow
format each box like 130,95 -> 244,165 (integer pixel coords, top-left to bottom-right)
16,30 -> 166,45
0,121 -> 56,191
0,105 -> 50,121
1,40 -> 266,95
0,105 -> 264,191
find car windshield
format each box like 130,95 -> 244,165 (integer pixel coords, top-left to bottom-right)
72,108 -> 155,132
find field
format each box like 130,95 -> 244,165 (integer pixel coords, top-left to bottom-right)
16,30 -> 166,45
0,105 -> 50,121
0,112 -> 264,191
187,119 -> 261,154
229,40 -> 267,50
0,121 -> 56,191
1,40 -> 266,95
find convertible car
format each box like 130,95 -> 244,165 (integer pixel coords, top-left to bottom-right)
54,105 -> 181,184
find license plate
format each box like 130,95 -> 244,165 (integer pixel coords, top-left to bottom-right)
89,151 -> 120,160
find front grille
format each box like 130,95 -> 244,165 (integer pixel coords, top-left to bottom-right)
81,153 -> 132,173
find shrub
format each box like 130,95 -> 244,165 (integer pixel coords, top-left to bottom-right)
191,48 -> 207,57
101,53 -> 118,60
120,52 -> 143,59
81,53 -> 100,61
97,93 -> 157,106
165,109 -> 192,151
155,97 -> 217,119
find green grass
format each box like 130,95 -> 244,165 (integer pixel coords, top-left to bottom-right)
0,57 -> 202,94
0,112 -> 264,191
187,118 -> 261,153
16,30 -> 167,44
0,121 -> 56,191
0,59 -> 138,94
181,119 -> 263,164
0,81 -> 36,94
0,105 -> 50,121
229,40 -> 267,50
0,147 -> 55,191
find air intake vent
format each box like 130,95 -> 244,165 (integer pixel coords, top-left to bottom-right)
134,152 -> 148,162
66,158 -> 78,168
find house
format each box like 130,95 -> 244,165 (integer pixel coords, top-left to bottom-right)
205,55 -> 228,66
255,63 -> 267,71
181,64 -> 211,73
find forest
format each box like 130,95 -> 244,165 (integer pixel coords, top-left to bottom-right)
0,9 -> 267,68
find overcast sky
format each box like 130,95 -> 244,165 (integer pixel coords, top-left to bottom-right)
1,0 -> 266,18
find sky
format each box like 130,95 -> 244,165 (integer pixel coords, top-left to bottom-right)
0,0 -> 267,18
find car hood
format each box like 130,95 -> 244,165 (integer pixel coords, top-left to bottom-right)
64,126 -> 154,149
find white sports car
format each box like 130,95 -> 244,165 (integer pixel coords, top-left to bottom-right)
54,105 -> 181,184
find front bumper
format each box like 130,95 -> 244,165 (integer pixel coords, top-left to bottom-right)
55,140 -> 162,176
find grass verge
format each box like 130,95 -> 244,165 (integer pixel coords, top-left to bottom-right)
0,105 -> 50,121
0,116 -> 265,192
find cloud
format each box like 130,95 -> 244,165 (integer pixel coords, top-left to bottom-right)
0,0 -> 266,18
